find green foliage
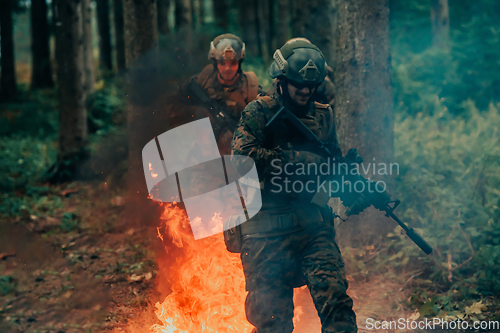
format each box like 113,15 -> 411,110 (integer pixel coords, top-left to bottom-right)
86,84 -> 126,135
391,0 -> 500,115
0,275 -> 15,295
0,136 -> 57,191
387,101 -> 500,297
0,90 -> 58,138
60,212 -> 80,232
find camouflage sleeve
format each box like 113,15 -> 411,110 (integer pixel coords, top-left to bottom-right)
231,100 -> 325,179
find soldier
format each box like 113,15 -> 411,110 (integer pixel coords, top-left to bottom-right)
231,40 -> 381,333
266,37 -> 335,107
179,33 -> 260,155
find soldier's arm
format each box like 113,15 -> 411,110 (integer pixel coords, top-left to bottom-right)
231,100 -> 325,178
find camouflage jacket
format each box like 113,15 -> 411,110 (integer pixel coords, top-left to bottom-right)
182,64 -> 259,118
231,93 -> 338,211
180,64 -> 260,155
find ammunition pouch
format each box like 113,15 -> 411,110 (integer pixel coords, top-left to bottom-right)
240,204 -> 330,239
223,204 -> 336,253
223,215 -> 243,253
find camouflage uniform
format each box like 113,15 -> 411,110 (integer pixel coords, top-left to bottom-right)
181,63 -> 259,155
232,92 -> 357,333
174,34 -> 260,155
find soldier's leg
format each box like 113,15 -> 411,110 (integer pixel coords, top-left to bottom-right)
240,236 -> 297,333
245,285 -> 294,333
300,228 -> 357,333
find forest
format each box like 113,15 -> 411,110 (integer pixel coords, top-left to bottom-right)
0,0 -> 499,332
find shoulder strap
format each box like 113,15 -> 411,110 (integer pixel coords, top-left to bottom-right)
244,71 -> 259,103
313,102 -> 335,142
195,64 -> 216,87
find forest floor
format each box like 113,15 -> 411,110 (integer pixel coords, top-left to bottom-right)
1,178 -> 498,333
0,178 -> 415,333
0,181 -> 163,333
3,183 -> 500,333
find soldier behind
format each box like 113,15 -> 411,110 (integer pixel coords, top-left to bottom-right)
179,33 -> 260,155
232,41 -> 373,333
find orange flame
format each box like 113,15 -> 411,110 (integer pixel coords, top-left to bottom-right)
152,203 -> 252,333
152,203 -> 322,333
149,162 -> 159,178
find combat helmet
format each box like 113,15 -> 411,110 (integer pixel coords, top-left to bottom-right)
208,34 -> 246,62
269,40 -> 327,85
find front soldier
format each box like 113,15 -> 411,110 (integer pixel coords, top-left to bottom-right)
180,33 -> 260,155
267,37 -> 335,107
232,41 -> 369,333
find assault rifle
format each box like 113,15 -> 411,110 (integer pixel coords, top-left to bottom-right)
188,81 -> 239,139
265,106 -> 433,255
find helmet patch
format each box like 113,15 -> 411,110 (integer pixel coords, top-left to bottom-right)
222,45 -> 237,60
299,59 -> 320,82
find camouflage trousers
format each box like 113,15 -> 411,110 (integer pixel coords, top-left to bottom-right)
240,226 -> 357,333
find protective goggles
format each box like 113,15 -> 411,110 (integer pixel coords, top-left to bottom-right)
287,79 -> 319,90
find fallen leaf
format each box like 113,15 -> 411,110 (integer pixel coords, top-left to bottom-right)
0,252 -> 16,260
127,274 -> 142,283
111,196 -> 124,206
61,188 -> 79,196
466,301 -> 486,315
116,246 -> 127,254
144,272 -> 153,280
409,310 -> 420,321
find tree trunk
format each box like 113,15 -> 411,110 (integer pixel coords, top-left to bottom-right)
157,0 -> 170,35
198,0 -> 205,27
96,0 -> 113,70
256,0 -> 270,60
333,0 -> 394,246
31,0 -> 54,89
51,0 -> 88,182
275,0 -> 288,48
431,0 -> 450,48
123,0 -> 159,224
0,0 -> 17,99
82,0 -> 95,95
193,0 -> 204,28
113,0 -> 126,70
175,0 -> 192,29
123,0 -> 158,67
239,0 -> 259,58
291,0 -> 336,67
213,0 -> 227,30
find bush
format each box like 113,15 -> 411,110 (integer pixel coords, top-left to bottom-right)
387,101 -> 500,296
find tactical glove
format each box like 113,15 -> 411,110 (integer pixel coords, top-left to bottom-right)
280,149 -> 325,165
345,192 -> 372,216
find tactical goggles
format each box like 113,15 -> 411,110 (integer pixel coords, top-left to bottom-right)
287,79 -> 318,90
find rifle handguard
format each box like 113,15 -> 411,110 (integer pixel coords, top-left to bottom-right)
406,228 -> 433,255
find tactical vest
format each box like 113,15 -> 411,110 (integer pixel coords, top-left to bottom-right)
255,95 -> 337,148
237,95 -> 338,238
195,64 -> 259,119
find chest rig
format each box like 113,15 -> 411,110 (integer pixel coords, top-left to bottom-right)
196,64 -> 259,119
256,95 -> 336,149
